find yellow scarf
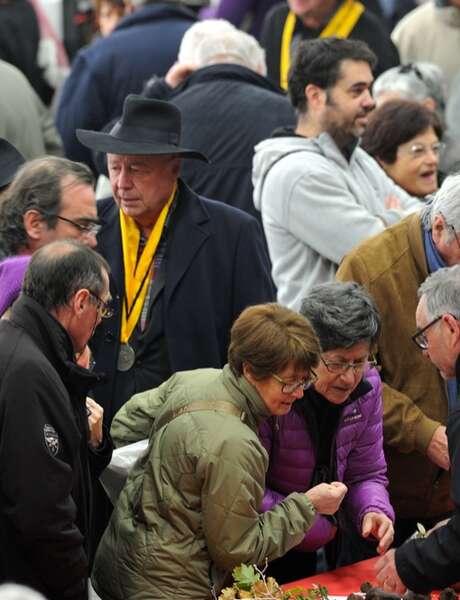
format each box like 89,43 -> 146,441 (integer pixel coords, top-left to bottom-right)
280,0 -> 365,90
119,183 -> 176,344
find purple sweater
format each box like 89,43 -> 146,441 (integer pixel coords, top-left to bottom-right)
259,368 -> 394,552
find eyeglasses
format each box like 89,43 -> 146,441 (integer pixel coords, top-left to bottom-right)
53,215 -> 101,237
88,291 -> 114,319
411,315 -> 443,350
398,63 -> 425,83
439,211 -> 460,251
271,370 -> 317,394
320,355 -> 378,375
399,142 -> 445,160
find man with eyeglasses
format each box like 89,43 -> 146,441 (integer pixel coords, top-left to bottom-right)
0,240 -> 113,600
337,173 -> 460,544
0,156 -> 100,260
375,265 -> 460,594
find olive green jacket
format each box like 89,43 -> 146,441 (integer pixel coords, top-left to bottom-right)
92,366 -> 316,599
337,212 -> 451,519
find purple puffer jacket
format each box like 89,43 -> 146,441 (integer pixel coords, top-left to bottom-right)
259,368 -> 394,552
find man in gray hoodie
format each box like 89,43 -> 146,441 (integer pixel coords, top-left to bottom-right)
252,37 -> 422,310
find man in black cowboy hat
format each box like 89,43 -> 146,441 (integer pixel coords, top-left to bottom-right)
77,94 -> 275,425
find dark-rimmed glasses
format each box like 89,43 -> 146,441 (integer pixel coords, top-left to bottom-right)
271,370 -> 317,394
320,355 -> 378,375
411,315 -> 443,350
52,215 -> 101,237
88,291 -> 114,319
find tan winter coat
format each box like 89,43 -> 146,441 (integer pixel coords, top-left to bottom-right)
337,212 -> 452,519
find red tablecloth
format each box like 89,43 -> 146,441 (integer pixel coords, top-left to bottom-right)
282,557 -> 378,595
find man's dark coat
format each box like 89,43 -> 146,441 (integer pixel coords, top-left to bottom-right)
90,180 -> 276,423
56,3 -> 197,170
0,297 -> 112,600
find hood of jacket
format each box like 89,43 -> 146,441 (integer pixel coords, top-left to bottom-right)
253,131 -> 358,211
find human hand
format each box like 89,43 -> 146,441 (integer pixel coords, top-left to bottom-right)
426,425 -> 450,470
305,481 -> 347,515
165,62 -> 197,87
384,195 -> 402,211
362,512 -> 394,554
86,397 -> 104,449
375,549 -> 406,595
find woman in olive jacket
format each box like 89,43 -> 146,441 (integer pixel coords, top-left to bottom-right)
92,303 -> 347,600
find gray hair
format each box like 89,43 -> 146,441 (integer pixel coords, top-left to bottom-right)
193,29 -> 267,75
300,282 -> 381,352
177,19 -> 236,64
418,265 -> 460,320
0,584 -> 46,600
373,62 -> 447,117
0,156 -> 95,256
447,70 -> 460,138
23,240 -> 110,312
421,173 -> 460,240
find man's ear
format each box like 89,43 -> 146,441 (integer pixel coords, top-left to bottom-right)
23,209 -> 45,242
71,289 -> 91,316
431,214 -> 445,246
169,157 -> 181,178
305,83 -> 326,110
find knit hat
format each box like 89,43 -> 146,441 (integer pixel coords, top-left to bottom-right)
0,255 -> 31,316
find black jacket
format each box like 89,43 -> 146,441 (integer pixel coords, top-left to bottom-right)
260,0 -> 400,86
0,297 -> 112,599
143,64 -> 296,220
395,360 -> 460,592
90,180 -> 275,423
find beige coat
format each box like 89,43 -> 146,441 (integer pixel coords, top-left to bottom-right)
337,213 -> 452,519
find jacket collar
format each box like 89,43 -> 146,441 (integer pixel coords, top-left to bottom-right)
10,295 -> 105,398
407,212 -> 429,279
97,179 -> 211,304
114,3 -> 196,32
221,365 -> 272,431
174,64 -> 286,95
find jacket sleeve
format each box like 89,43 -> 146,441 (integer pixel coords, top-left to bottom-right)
55,50 -> 107,169
259,419 -> 335,551
232,216 -> 276,314
200,432 -> 316,569
342,372 -> 395,531
287,169 -> 390,266
336,254 -> 441,455
0,366 -> 87,600
110,379 -> 171,447
395,408 -> 460,592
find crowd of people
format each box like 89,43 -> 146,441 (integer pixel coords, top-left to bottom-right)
1,0 -> 460,599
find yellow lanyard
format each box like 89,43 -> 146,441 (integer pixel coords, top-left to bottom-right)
280,0 -> 365,90
119,183 -> 176,343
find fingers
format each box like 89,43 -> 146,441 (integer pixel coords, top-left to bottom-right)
377,522 -> 394,554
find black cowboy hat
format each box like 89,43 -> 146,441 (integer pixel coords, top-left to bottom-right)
0,138 -> 25,189
76,95 -> 208,162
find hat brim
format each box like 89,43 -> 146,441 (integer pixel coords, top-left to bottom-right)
76,129 -> 209,162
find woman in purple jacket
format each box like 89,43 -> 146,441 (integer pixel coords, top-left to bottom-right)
260,282 -> 395,582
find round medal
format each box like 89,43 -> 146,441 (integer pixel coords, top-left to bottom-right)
117,342 -> 136,372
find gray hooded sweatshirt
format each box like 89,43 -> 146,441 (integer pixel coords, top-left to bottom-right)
252,131 -> 422,310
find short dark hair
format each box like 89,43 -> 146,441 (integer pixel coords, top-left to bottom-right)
23,240 -> 110,312
300,282 -> 381,352
0,157 -> 95,256
288,37 -> 377,113
228,303 -> 320,379
361,99 -> 443,164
